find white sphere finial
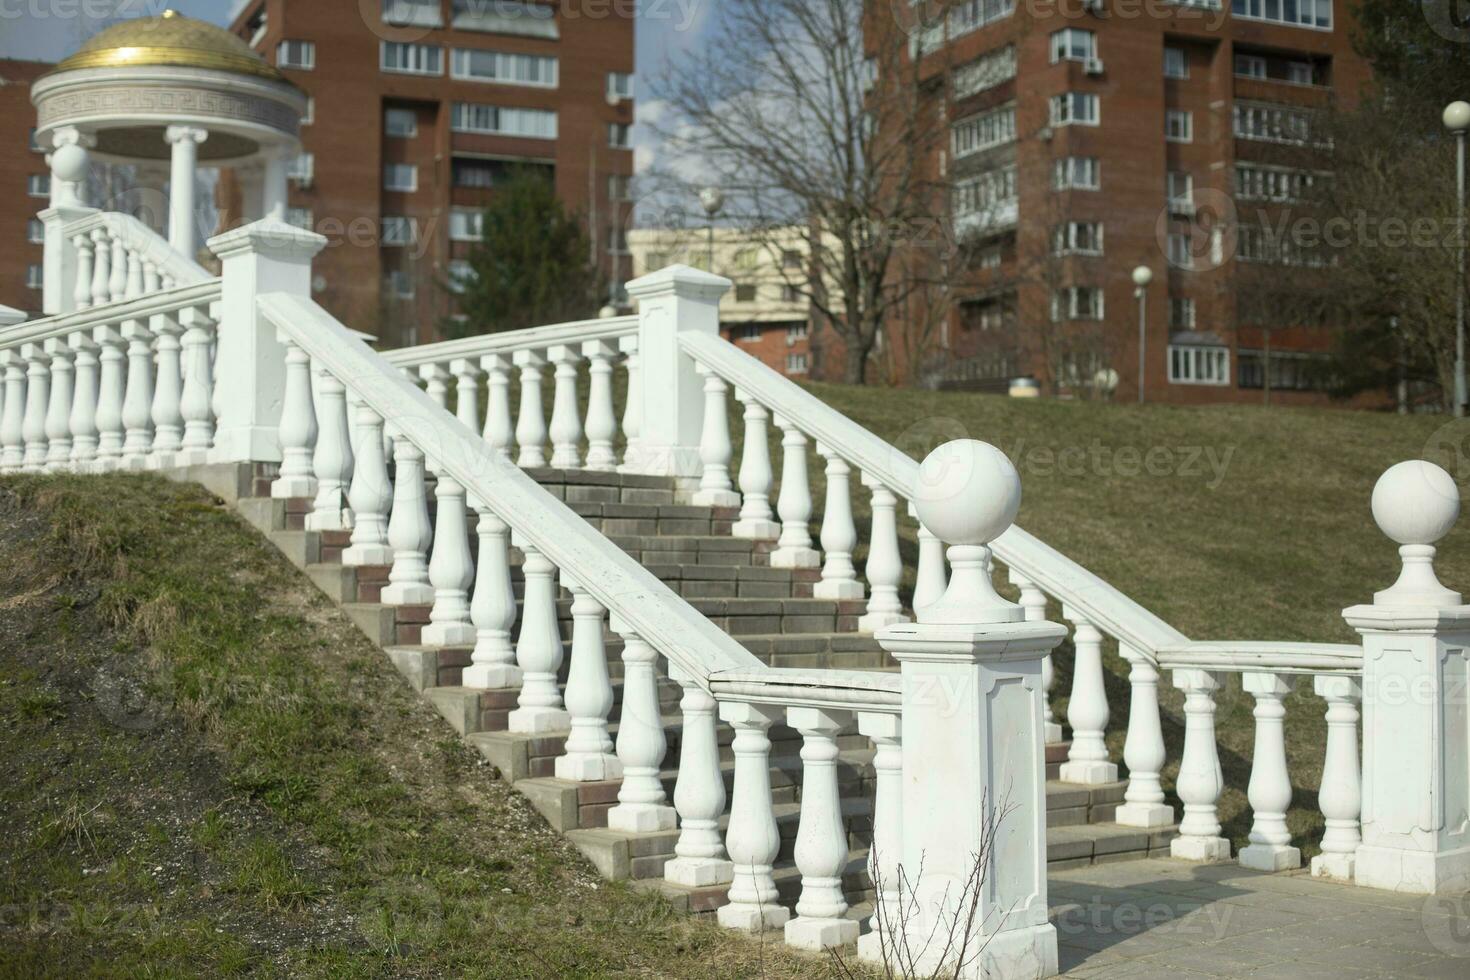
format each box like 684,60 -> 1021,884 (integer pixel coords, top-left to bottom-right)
1370,460 -> 1462,607
1444,101 -> 1470,133
51,142 -> 89,184
1131,265 -> 1153,288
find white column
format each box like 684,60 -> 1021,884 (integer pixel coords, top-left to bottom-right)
305,369 -> 355,531
1311,674 -> 1362,881
0,352 -> 26,473
381,438 -> 434,605
582,340 -> 618,471
237,162 -> 265,223
717,701 -> 790,933
857,711 -> 901,966
1114,643 -> 1174,828
554,577 -> 620,780
607,628 -> 676,832
42,340 -> 73,471
732,391 -> 779,539
692,366 -> 739,506
175,310 -> 215,465
270,341 -> 317,498
664,663 -> 732,887
422,474 -> 475,647
1239,671 -> 1300,871
1058,613 -> 1117,784
507,543 -> 568,733
912,520 -> 948,616
451,358 -> 482,432
1169,668 -> 1231,862
343,404 -> 393,566
262,145 -> 290,221
1011,572 -> 1060,742
784,706 -> 858,950
145,320 -> 184,468
480,354 -> 514,462
20,343 -> 49,472
464,506 -> 521,689
814,446 -> 863,599
513,349 -> 548,468
92,328 -> 125,471
859,476 -> 907,632
68,333 -> 99,468
547,344 -> 583,469
165,125 -> 208,257
617,334 -> 642,470
771,415 -> 819,568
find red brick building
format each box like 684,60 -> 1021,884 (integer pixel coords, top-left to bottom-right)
222,0 -> 635,346
888,0 -> 1372,404
0,59 -> 55,316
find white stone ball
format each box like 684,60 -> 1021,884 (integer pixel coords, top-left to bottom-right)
913,439 -> 1021,547
1444,101 -> 1470,132
51,143 -> 89,183
1371,460 -> 1460,546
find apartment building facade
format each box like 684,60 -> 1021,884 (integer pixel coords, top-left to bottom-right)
224,0 -> 635,346
901,0 -> 1371,403
0,59 -> 55,315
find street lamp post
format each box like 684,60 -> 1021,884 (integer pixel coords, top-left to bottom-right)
1132,265 -> 1153,405
699,186 -> 724,272
1446,102 -> 1470,417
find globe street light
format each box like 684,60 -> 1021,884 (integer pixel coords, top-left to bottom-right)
1446,101 -> 1470,417
699,186 -> 725,272
1132,265 -> 1153,405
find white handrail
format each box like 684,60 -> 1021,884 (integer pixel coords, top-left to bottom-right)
64,212 -> 212,286
1158,641 -> 1360,675
0,279 -> 222,349
382,314 -> 639,367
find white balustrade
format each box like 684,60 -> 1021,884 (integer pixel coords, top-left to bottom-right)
1238,671 -> 1299,871
1114,643 -> 1173,828
513,349 -> 548,468
305,369 -> 355,532
72,234 -> 94,311
1012,572 -> 1061,742
175,312 -> 214,465
507,542 -> 568,732
731,391 -> 778,539
451,358 -> 481,432
68,334 -> 99,468
771,414 -> 819,568
1170,668 -> 1230,861
92,329 -> 126,471
547,344 -> 583,469
1310,674 -> 1361,880
858,477 -> 906,632
555,577 -> 620,780
785,706 -> 858,950
481,353 -> 514,462
464,506 -> 520,689
582,340 -> 618,472
42,341 -> 73,470
717,702 -> 789,932
109,238 -> 127,302
912,521 -> 947,615
692,367 -> 738,506
20,344 -> 49,472
419,362 -> 450,410
607,628 -> 676,832
89,229 -> 110,307
814,446 -> 863,600
422,474 -> 475,647
664,663 -> 732,887
0,352 -> 26,473
146,321 -> 184,468
342,404 -> 392,566
271,340 -> 317,498
119,323 -> 155,469
1059,613 -> 1117,784
618,335 -> 642,470
381,437 -> 434,605
857,711 -> 901,965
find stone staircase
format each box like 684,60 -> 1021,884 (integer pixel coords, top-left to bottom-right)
223,463 -> 1176,916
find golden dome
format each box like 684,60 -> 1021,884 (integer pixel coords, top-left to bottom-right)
50,10 -> 287,83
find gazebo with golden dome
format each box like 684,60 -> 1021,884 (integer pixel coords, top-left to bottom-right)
31,10 -> 308,261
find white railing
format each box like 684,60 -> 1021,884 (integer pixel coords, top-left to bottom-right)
62,212 -> 212,310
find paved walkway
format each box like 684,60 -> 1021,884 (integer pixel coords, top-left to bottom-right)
1049,859 -> 1470,978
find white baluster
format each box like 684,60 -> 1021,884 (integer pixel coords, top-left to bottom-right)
582,340 -> 618,472
72,234 -> 94,311
418,362 -> 450,409
772,414 -> 819,568
271,341 -> 318,498
547,344 -> 583,469
1170,668 -> 1231,861
857,712 -> 901,965
554,577 -> 620,780
306,369 -> 355,531
139,259 -> 157,300
1059,612 -> 1117,784
480,354 -> 514,461
732,391 -> 779,539
1114,643 -> 1174,828
607,627 -> 676,832
1310,675 -> 1361,880
20,344 -> 49,472
422,473 -> 475,646
692,366 -> 739,506
68,334 -> 99,468
507,542 -> 568,732
343,404 -> 393,566
1239,671 -> 1300,871
42,341 -> 73,471
109,239 -> 128,302
464,506 -> 521,689
858,477 -> 907,632
814,446 -> 863,599
89,229 -> 110,307
1011,572 -> 1061,742
451,358 -> 482,431
175,312 -> 214,465
665,663 -> 732,887
118,323 -> 154,469
513,349 -> 548,468
381,437 -> 434,605
618,334 -> 641,470
785,706 -> 858,950
717,702 -> 790,932
0,352 -> 25,473
92,328 -> 126,472
146,320 -> 183,468
912,519 -> 948,615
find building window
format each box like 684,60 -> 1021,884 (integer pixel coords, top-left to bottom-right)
1165,110 -> 1193,142
381,216 -> 417,246
277,40 -> 315,70
734,323 -> 761,341
952,45 -> 1016,99
26,175 -> 49,198
302,97 -> 315,125
27,219 -> 44,244
451,160 -> 494,187
951,104 -> 1016,157
1232,0 -> 1331,30
1049,28 -> 1096,63
1238,349 -> 1332,390
385,268 -> 416,299
1167,171 -> 1194,212
735,284 -> 758,303
1170,297 -> 1196,329
286,207 -> 313,230
287,153 -> 314,184
451,0 -> 558,37
383,0 -> 443,27
1234,53 -> 1267,79
783,249 -> 802,269
1050,93 -> 1099,127
1052,221 -> 1104,256
783,285 -> 802,304
1234,101 -> 1318,145
954,166 -> 1017,218
26,264 -> 42,289
608,124 -> 632,148
1236,163 -> 1316,202
1167,232 -> 1195,269
977,244 -> 1003,269
607,174 -> 632,201
1164,46 -> 1188,79
607,72 -> 634,101
607,227 -> 629,254
447,260 -> 477,293
785,353 -> 809,375
450,208 -> 484,242
451,102 -> 558,139
381,41 -> 443,76
383,163 -> 418,192
1169,345 -> 1230,385
451,48 -> 558,87
385,108 -> 418,138
1054,156 -> 1100,190
1051,287 -> 1104,321
1287,60 -> 1315,85
947,0 -> 1018,39
787,322 -> 808,342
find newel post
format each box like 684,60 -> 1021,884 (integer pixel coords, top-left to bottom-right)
39,129 -> 97,315
1347,460 -> 1470,895
206,219 -> 326,464
875,440 -> 1063,980
622,264 -> 729,478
